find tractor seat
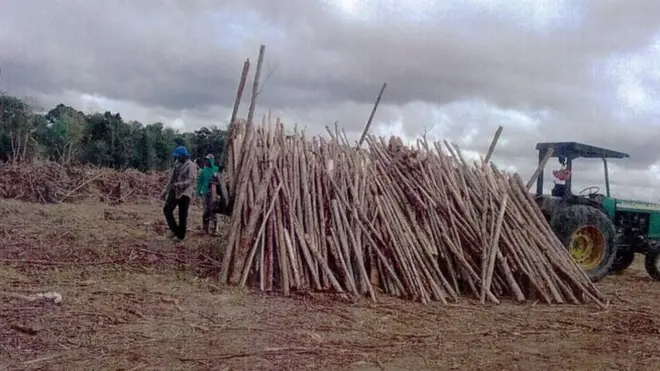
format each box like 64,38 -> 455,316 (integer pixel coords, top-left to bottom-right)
551,183 -> 566,197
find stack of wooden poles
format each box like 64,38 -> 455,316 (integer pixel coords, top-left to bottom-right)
218,118 -> 608,308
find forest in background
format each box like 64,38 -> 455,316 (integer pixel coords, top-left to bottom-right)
0,93 -> 227,171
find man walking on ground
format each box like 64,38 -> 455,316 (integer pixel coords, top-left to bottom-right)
162,145 -> 197,242
196,153 -> 220,235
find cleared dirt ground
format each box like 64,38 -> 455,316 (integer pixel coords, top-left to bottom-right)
1,198 -> 659,371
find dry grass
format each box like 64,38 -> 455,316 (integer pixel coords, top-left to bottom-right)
1,198 -> 660,370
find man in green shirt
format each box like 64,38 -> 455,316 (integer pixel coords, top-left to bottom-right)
196,153 -> 220,235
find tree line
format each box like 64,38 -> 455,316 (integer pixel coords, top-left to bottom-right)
0,94 -> 228,171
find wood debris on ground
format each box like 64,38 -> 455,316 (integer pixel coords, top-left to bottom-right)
0,161 -> 168,204
219,119 -> 608,308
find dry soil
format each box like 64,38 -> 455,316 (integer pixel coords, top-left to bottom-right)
1,199 -> 659,370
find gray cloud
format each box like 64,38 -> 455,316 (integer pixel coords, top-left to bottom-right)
4,1 -> 658,111
2,0 -> 660,198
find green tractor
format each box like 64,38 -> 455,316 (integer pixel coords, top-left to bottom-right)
533,142 -> 660,282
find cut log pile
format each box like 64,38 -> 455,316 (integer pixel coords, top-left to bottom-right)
219,119 -> 609,308
0,161 -> 168,204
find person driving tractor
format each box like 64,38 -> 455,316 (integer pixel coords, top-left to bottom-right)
551,156 -> 572,197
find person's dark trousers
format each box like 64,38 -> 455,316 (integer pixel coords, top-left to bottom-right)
163,191 -> 191,240
202,191 -> 217,234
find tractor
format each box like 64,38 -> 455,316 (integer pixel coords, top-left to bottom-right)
533,142 -> 660,282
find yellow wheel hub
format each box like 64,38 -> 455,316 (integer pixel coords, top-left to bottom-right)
569,225 -> 606,270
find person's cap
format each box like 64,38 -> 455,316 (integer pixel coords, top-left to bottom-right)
205,154 -> 214,160
173,146 -> 190,158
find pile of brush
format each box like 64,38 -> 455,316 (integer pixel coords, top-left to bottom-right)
0,161 -> 168,204
218,119 -> 607,308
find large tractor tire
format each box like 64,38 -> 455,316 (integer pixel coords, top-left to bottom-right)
550,205 -> 617,282
643,253 -> 660,281
610,250 -> 635,273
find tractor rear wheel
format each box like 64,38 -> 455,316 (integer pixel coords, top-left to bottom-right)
611,250 -> 635,273
550,205 -> 617,282
643,253 -> 660,281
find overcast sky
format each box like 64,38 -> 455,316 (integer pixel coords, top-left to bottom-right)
2,0 -> 660,200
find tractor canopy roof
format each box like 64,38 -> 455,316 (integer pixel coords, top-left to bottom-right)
535,142 -> 630,159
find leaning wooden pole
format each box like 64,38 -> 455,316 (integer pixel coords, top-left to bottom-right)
484,125 -> 503,164
357,82 -> 387,148
221,44 -> 267,284
241,45 -> 266,154
218,59 -> 251,207
220,58 -> 251,169
526,148 -> 555,191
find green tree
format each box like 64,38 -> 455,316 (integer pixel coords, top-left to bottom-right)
0,93 -> 229,171
0,95 -> 38,162
37,104 -> 87,164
